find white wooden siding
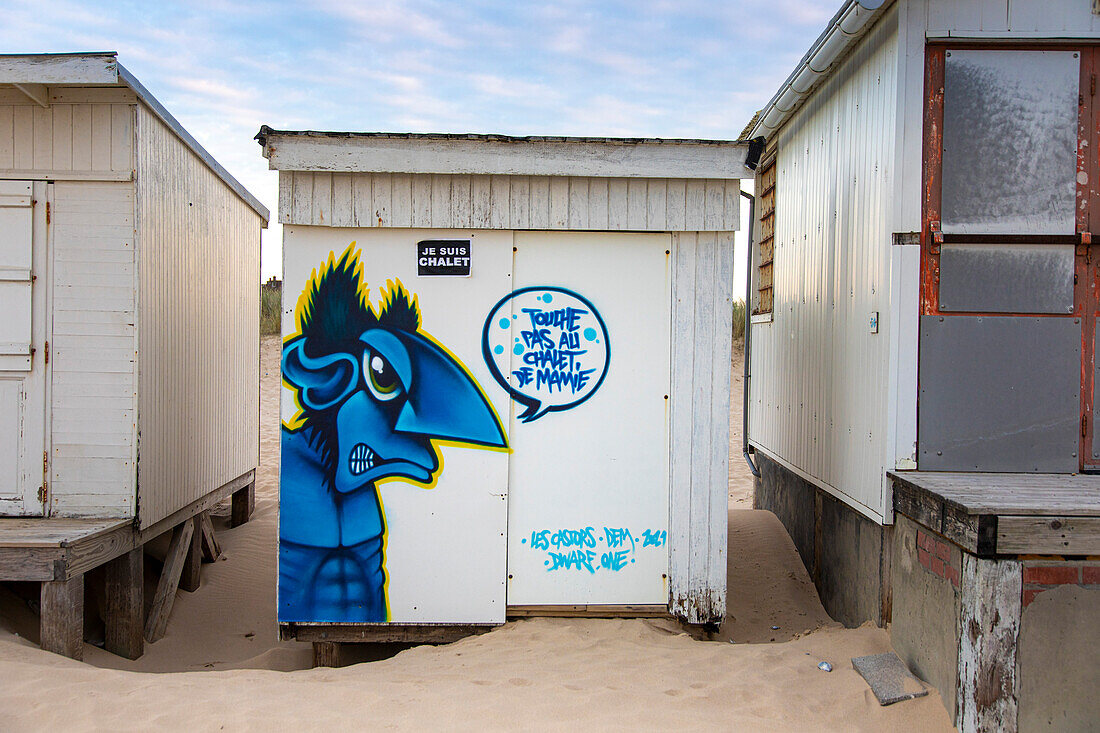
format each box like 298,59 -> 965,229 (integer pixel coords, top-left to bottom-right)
669,232 -> 734,624
747,6 -> 899,522
135,105 -> 261,529
49,181 -> 137,518
0,91 -> 134,180
279,172 -> 741,232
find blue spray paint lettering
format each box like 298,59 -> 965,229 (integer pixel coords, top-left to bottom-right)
641,529 -> 667,548
482,287 -> 610,422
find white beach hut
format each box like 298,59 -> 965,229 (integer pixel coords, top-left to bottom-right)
0,53 -> 268,660
257,129 -> 748,662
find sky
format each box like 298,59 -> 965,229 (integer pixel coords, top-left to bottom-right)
2,0 -> 840,290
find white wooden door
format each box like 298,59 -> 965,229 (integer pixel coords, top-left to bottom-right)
280,228 -> 512,624
0,181 -> 47,516
491,232 -> 672,606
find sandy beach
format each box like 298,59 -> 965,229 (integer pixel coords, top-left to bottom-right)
0,338 -> 953,731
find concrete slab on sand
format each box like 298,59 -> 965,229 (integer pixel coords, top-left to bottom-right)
853,652 -> 929,706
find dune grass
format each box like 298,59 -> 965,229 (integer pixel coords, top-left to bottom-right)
732,298 -> 746,343
260,286 -> 281,337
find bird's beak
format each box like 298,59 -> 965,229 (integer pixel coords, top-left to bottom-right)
391,331 -> 507,448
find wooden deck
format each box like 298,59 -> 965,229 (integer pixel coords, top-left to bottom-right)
0,469 -> 256,661
889,471 -> 1100,556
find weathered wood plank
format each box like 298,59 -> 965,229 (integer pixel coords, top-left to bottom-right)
313,641 -> 341,668
104,547 -> 143,660
957,555 -> 1021,733
997,516 -> 1100,555
230,479 -> 255,528
179,516 -> 202,593
144,519 -> 194,643
0,547 -> 60,581
40,574 -> 83,660
890,471 -> 1100,516
199,512 -> 221,562
286,623 -> 495,644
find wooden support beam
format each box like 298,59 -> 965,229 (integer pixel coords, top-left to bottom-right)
104,548 -> 143,660
179,517 -> 202,593
13,83 -> 49,107
313,641 -> 341,668
285,623 -> 495,644
198,512 -> 221,562
144,520 -> 194,643
40,574 -> 83,660
230,480 -> 255,528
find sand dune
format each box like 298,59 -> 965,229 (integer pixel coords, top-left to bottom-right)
0,337 -> 952,731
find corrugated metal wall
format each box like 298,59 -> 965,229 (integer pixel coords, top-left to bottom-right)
923,0 -> 1100,35
280,171 -> 742,232
50,181 -> 137,517
747,7 -> 899,521
0,89 -> 135,177
135,106 -> 260,529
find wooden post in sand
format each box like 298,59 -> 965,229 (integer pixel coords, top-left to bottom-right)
179,516 -> 203,593
313,641 -> 341,667
40,575 -> 84,660
199,512 -> 221,562
104,548 -> 144,659
230,480 -> 255,528
144,519 -> 195,643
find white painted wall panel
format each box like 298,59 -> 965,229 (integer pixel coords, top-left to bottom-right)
280,172 -> 742,233
49,181 -> 136,518
923,0 -> 1100,36
668,231 -> 734,624
748,8 -> 899,521
135,105 -> 261,529
0,94 -> 134,179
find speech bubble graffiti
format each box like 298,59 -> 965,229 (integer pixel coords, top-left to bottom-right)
482,287 -> 610,423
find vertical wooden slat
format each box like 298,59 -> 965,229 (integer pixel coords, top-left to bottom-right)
647,179 -> 667,231
608,178 -> 629,230
32,105 -> 52,169
431,174 -> 452,228
89,105 -> 111,170
371,173 -> 393,227
179,515 -> 203,592
110,104 -> 131,172
351,173 -> 371,227
451,174 -> 471,227
568,177 -> 589,229
411,174 -> 432,227
669,233 -> 697,621
311,172 -> 332,225
704,180 -> 725,231
331,173 -> 354,227
627,179 -> 647,230
292,172 -> 313,225
685,180 -> 706,230
588,177 -> 609,230
548,177 -> 569,228
723,180 -> 741,231
51,104 -> 73,171
489,174 -> 509,229
471,174 -> 492,227
666,179 -> 687,231
13,106 -> 33,169
278,173 -> 294,224
510,176 -> 530,229
529,176 -> 550,229
390,174 -> 412,227
0,106 -> 14,168
70,104 -> 92,171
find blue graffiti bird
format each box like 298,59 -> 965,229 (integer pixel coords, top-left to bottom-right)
279,247 -> 507,622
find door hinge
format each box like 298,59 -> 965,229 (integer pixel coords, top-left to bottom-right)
37,485 -> 46,504
1091,74 -> 1096,97
1083,415 -> 1088,438
44,340 -> 49,365
39,451 -> 48,504
45,200 -> 50,225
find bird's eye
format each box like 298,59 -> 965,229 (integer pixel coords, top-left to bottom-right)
364,350 -> 404,402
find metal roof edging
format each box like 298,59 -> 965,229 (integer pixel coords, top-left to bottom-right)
747,0 -> 890,141
117,61 -> 270,225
